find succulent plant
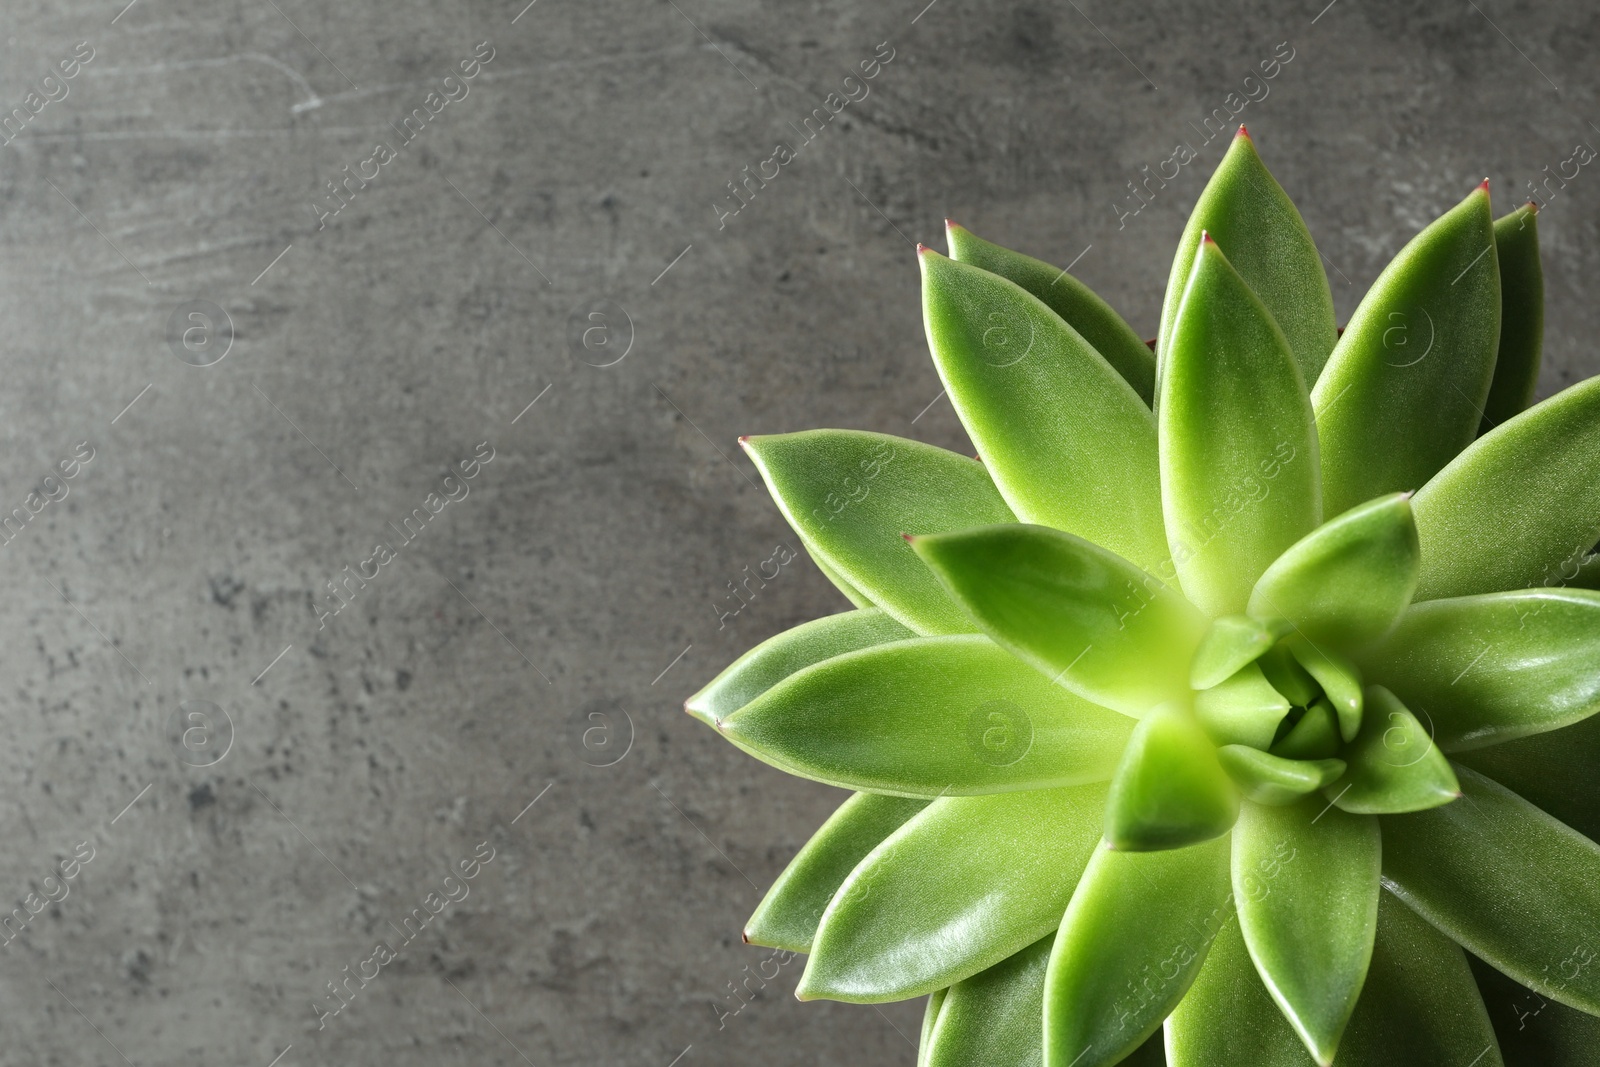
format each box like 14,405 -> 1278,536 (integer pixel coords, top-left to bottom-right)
687,127 -> 1600,1066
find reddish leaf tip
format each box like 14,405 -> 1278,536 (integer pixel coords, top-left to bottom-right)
901,533 -> 917,543
944,218 -> 964,232
1526,199 -> 1541,213
1200,230 -> 1217,245
916,242 -> 932,255
1236,123 -> 1251,140
740,930 -> 751,944
1477,177 -> 1491,192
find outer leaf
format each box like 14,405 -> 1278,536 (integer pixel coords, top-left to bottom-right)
743,430 -> 1016,635
1481,203 -> 1543,432
1330,687 -> 1459,814
1312,184 -> 1500,517
1195,663 -> 1290,750
1411,376 -> 1600,601
1248,493 -> 1419,648
744,792 -> 928,952
1190,615 -> 1289,690
1469,955 -> 1600,1067
1336,893 -> 1505,1067
1161,235 -> 1320,617
809,546 -> 876,608
687,608 -> 912,727
924,934 -> 1052,1067
1105,706 -> 1238,851
919,989 -> 948,1067
1234,798 -> 1379,1065
1287,639 -> 1363,742
911,524 -> 1204,717
1044,834 -> 1232,1067
920,248 -> 1166,571
1168,893 -> 1505,1067
1455,712 -> 1600,843
1218,747 -> 1344,806
722,636 -> 1134,797
800,783 -> 1109,1002
1165,916 -> 1310,1067
1361,589 -> 1600,751
1382,764 -> 1600,1016
1158,128 -> 1337,389
946,221 -> 1156,404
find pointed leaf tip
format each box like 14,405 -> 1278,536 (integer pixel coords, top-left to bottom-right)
1237,124 -> 1250,139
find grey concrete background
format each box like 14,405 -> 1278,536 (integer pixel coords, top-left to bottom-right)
0,0 -> 1596,1064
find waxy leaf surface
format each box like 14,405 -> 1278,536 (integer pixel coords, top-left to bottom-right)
1248,493 -> 1419,648
1313,186 -> 1500,517
1330,687 -> 1458,814
1191,614 -> 1288,690
1218,747 -> 1344,806
686,608 -> 912,727
912,524 -> 1203,716
722,636 -> 1133,797
801,783 -> 1108,1002
921,249 -> 1166,572
1234,798 -> 1379,1065
743,430 -> 1015,635
1196,663 -> 1290,750
1382,764 -> 1600,1016
1159,129 -> 1337,390
1362,589 -> 1600,751
1480,204 -> 1543,432
924,934 -> 1052,1067
744,792 -> 928,952
1105,706 -> 1238,851
1412,376 -> 1600,601
947,222 -> 1156,403
1044,835 -> 1232,1067
1161,237 -> 1320,617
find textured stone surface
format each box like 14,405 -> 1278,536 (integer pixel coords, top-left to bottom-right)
0,0 -> 1595,1063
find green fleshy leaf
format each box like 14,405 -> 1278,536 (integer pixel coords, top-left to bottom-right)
1383,763 -> 1600,1017
1336,892 -> 1505,1067
1270,699 -> 1340,761
1105,706 -> 1238,851
1248,493 -> 1419,648
1455,712 -> 1600,843
1256,644 -> 1321,707
1361,589 -> 1600,751
1195,663 -> 1290,749
1191,615 -> 1289,690
946,222 -> 1156,404
1572,554 -> 1600,590
919,249 -> 1166,572
744,792 -> 929,952
743,430 -> 1016,635
722,635 -> 1134,797
687,608 -> 912,728
924,934 -> 1052,1067
910,524 -> 1204,717
1234,798 -> 1379,1065
1469,954 -> 1600,1067
808,546 -> 876,608
1412,377 -> 1600,601
1312,185 -> 1501,517
1160,236 -> 1320,617
1287,640 -> 1363,742
1168,893 -> 1503,1067
1330,687 -> 1459,814
1218,747 -> 1345,806
1165,915 -> 1309,1066
800,783 -> 1109,1003
1158,129 -> 1337,391
1481,204 -> 1544,432
1044,835 -> 1232,1067
919,989 -> 948,1067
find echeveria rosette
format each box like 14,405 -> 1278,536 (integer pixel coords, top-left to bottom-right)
688,127 -> 1600,1067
